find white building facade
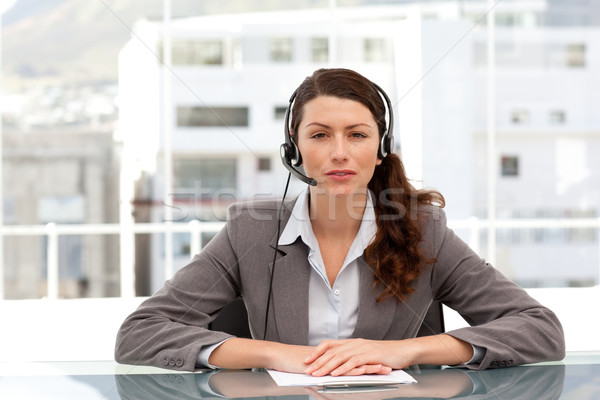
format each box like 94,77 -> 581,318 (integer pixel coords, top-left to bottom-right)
117,2 -> 599,294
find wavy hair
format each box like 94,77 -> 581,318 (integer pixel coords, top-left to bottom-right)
291,68 -> 445,301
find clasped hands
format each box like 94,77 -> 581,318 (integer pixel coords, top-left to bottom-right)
287,338 -> 413,377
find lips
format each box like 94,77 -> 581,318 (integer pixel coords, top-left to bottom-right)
325,169 -> 356,179
326,169 -> 355,175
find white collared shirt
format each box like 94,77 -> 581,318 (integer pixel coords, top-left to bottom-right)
278,189 -> 377,345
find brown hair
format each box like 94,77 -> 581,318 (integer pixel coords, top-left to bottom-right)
291,68 -> 445,301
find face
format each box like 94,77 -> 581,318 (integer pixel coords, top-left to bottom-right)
296,95 -> 382,198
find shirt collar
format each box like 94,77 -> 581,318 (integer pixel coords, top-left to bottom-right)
278,190 -> 377,253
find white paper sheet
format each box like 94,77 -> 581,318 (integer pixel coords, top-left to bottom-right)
267,369 -> 417,387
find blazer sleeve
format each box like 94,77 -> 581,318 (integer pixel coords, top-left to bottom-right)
426,208 -> 565,370
114,221 -> 241,372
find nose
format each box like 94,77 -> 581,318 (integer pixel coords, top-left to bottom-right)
330,136 -> 349,162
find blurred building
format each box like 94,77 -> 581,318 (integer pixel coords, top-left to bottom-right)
2,126 -> 120,298
117,1 -> 600,294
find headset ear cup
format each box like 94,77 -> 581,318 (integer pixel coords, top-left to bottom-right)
379,131 -> 388,159
386,135 -> 394,156
291,138 -> 302,166
378,129 -> 394,159
280,141 -> 303,167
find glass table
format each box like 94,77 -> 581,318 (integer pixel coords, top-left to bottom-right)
1,352 -> 598,399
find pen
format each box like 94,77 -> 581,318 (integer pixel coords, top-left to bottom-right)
318,380 -> 400,388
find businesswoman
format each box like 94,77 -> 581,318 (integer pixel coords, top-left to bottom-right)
115,68 -> 565,375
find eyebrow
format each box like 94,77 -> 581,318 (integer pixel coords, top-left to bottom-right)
304,122 -> 373,130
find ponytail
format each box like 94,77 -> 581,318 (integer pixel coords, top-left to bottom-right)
365,154 -> 445,302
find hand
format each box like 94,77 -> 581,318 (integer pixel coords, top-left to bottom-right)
208,338 -> 315,373
303,338 -> 409,377
267,342 -> 317,374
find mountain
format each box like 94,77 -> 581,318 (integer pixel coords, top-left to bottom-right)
0,0 -> 333,88
2,0 -> 597,89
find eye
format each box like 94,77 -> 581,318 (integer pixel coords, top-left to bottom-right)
310,132 -> 327,139
350,132 -> 367,138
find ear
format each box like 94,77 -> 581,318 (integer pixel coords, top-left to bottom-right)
376,158 -> 383,166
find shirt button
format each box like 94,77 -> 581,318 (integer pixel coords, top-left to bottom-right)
333,289 -> 340,295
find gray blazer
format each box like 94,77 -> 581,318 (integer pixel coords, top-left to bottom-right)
115,199 -> 565,372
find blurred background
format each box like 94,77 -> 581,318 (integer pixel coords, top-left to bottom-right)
0,0 -> 599,359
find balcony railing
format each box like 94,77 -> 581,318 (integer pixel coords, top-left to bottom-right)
1,217 -> 599,299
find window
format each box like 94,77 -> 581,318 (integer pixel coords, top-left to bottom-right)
566,43 -> 585,67
501,155 -> 519,177
171,230 -> 219,257
475,42 -> 586,68
274,106 -> 288,120
311,38 -> 328,62
257,157 -> 271,172
38,196 -> 85,223
174,158 -> 237,198
161,40 -> 223,65
496,13 -> 517,26
549,110 -> 566,124
364,38 -> 388,62
38,196 -> 86,282
270,37 -> 293,62
177,106 -> 249,127
3,198 -> 16,223
511,109 -> 530,124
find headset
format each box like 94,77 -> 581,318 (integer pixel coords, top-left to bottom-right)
279,81 -> 395,187
263,78 -> 395,341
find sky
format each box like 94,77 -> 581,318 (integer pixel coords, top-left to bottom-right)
0,0 -> 17,15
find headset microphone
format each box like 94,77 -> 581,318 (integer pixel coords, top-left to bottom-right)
280,89 -> 317,186
279,143 -> 317,186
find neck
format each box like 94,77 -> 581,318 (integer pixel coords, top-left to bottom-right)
308,188 -> 368,238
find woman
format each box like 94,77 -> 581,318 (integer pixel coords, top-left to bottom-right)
115,68 -> 565,375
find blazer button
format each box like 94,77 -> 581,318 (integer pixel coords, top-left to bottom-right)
490,361 -> 499,368
507,359 -> 513,366
499,360 -> 507,367
163,357 -> 170,366
176,358 -> 184,367
169,358 -> 176,367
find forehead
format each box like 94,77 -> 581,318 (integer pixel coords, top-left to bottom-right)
301,95 -> 375,125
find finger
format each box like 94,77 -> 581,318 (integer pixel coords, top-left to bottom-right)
305,350 -> 336,375
376,365 -> 393,375
311,353 -> 364,377
338,364 -> 392,376
304,340 -> 343,364
305,340 -> 350,373
333,363 -> 379,377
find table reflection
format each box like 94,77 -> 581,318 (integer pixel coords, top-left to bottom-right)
115,364 -> 565,400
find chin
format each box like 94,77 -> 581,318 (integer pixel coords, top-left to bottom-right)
323,185 -> 365,199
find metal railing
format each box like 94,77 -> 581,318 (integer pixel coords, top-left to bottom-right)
1,221 -> 225,299
1,217 -> 600,299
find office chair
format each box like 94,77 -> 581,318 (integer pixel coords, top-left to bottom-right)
209,297 -> 445,339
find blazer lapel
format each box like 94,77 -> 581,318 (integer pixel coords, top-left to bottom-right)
266,198 -> 310,345
351,258 -> 397,339
268,240 -> 310,345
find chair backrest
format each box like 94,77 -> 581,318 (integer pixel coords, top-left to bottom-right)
416,300 -> 445,337
209,298 -> 445,338
208,297 -> 252,338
